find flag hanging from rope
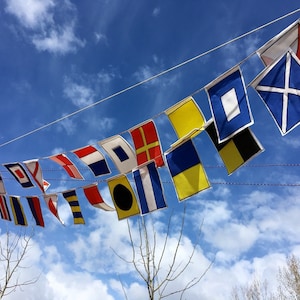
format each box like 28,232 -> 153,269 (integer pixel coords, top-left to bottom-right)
49,153 -> 83,179
82,183 -> 115,211
251,50 -> 300,135
165,138 -> 210,201
130,120 -> 164,167
257,19 -> 300,66
24,159 -> 47,193
44,194 -> 64,224
26,196 -> 45,227
205,119 -> 264,174
133,161 -> 166,215
99,135 -> 137,174
4,163 -> 34,188
165,96 -> 206,139
62,190 -> 85,225
72,145 -> 110,177
205,66 -> 253,143
0,195 -> 11,221
10,196 -> 27,226
107,174 -> 140,220
0,175 -> 6,194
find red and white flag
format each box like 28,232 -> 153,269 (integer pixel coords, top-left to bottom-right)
0,195 -> 11,221
44,194 -> 64,224
24,159 -> 47,193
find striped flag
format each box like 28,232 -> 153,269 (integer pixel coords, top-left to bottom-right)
165,139 -> 210,201
26,196 -> 45,227
0,175 -> 6,194
133,161 -> 166,215
0,195 -> 11,221
4,163 -> 34,188
24,159 -> 47,193
43,194 -> 64,224
72,145 -> 110,177
99,135 -> 137,174
83,183 -> 115,211
9,196 -> 27,226
62,189 -> 85,224
49,153 -> 83,179
130,119 -> 164,167
107,174 -> 140,220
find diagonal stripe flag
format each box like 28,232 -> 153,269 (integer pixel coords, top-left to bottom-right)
165,96 -> 206,140
9,196 -> 27,226
257,19 -> 300,66
252,50 -> 300,135
0,175 -> 6,194
205,66 -> 253,143
107,174 -> 140,220
82,183 -> 115,211
0,195 -> 11,221
24,159 -> 47,193
72,145 -> 110,177
205,119 -> 264,174
130,119 -> 164,167
133,160 -> 166,215
26,196 -> 45,227
49,153 -> 83,179
4,162 -> 34,188
62,189 -> 85,224
165,138 -> 210,201
43,194 -> 64,224
99,135 -> 137,174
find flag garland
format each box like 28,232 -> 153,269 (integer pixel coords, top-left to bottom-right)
26,196 -> 45,227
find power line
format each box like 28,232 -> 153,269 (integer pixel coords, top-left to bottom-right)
0,9 -> 299,149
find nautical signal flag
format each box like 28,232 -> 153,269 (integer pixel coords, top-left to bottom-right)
26,196 -> 45,227
49,153 -> 83,179
0,195 -> 11,221
72,145 -> 110,177
44,194 -> 64,224
23,159 -> 47,193
99,135 -> 137,174
82,183 -> 114,211
251,50 -> 300,135
133,161 -> 166,215
165,96 -> 206,139
0,175 -> 6,194
4,162 -> 34,188
205,119 -> 264,174
130,120 -> 164,167
165,139 -> 210,201
107,174 -> 140,220
257,19 -> 300,66
9,196 -> 27,226
205,66 -> 253,143
62,190 -> 85,225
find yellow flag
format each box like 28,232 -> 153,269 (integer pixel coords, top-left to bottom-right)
107,174 -> 140,220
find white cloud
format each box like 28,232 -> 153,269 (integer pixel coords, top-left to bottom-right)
152,7 -> 161,17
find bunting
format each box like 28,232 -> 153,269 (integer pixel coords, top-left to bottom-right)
26,196 -> 45,227
83,183 -> 115,211
9,196 -> 27,226
205,66 -> 253,143
4,163 -> 34,188
24,159 -> 47,193
49,153 -> 83,179
205,119 -> 264,174
165,96 -> 206,139
133,161 -> 166,215
165,138 -> 210,201
251,50 -> 300,135
0,175 -> 6,195
44,194 -> 64,224
0,195 -> 11,221
107,174 -> 140,220
72,145 -> 110,177
257,19 -> 300,66
99,135 -> 137,174
130,120 -> 164,167
62,190 -> 85,224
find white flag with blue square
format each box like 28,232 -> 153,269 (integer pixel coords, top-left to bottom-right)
205,66 -> 253,143
251,50 -> 300,135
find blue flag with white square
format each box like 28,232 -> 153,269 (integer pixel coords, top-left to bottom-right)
251,50 -> 300,135
205,66 -> 253,143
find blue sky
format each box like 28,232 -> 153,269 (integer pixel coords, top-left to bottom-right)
0,0 -> 300,299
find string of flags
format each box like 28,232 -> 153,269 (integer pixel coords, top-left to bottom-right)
0,19 -> 300,227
